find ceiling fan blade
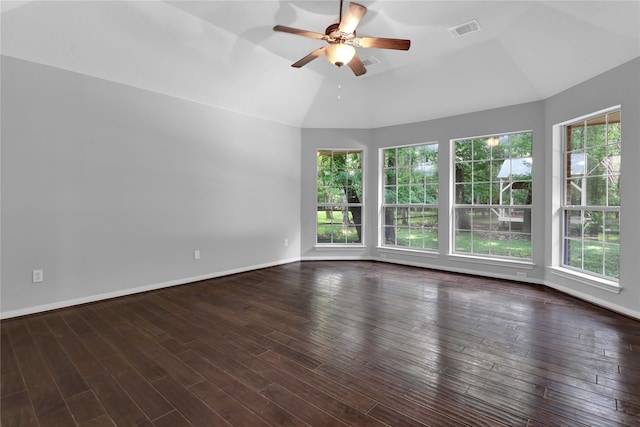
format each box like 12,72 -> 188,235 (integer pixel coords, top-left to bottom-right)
355,37 -> 411,50
292,47 -> 327,68
273,25 -> 325,40
339,2 -> 367,34
347,54 -> 367,76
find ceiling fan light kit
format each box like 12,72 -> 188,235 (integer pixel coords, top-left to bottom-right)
273,1 -> 411,76
325,43 -> 356,67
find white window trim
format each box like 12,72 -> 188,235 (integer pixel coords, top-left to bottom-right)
377,246 -> 439,257
447,253 -> 536,269
315,148 -> 366,246
449,130 -> 534,261
314,244 -> 366,250
551,105 -> 622,288
378,141 -> 439,251
548,267 -> 621,294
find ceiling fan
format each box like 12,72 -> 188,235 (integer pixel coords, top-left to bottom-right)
273,1 -> 411,76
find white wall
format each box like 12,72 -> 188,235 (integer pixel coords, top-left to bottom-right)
301,58 -> 640,319
1,56 -> 301,317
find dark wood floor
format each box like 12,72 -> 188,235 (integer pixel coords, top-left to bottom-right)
2,261 -> 639,426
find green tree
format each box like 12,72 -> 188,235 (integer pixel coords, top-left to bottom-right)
317,151 -> 363,243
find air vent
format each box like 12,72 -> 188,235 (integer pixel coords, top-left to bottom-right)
448,19 -> 481,38
361,56 -> 380,67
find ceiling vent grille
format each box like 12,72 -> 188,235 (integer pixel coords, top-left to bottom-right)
361,56 -> 380,67
448,20 -> 481,38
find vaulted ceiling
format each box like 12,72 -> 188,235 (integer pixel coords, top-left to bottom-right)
2,1 -> 639,128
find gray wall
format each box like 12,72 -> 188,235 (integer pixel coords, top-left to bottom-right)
543,57 -> 640,317
301,58 -> 640,318
301,102 -> 546,282
3,55 -> 638,320
1,56 -> 301,316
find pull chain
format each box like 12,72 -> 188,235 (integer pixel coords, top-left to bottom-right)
337,66 -> 343,100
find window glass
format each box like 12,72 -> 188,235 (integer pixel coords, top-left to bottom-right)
562,110 -> 620,281
452,132 -> 533,259
382,143 -> 438,251
316,150 -> 363,244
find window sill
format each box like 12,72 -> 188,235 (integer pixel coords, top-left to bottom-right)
377,246 -> 439,258
314,244 -> 366,251
447,253 -> 536,269
548,267 -> 621,294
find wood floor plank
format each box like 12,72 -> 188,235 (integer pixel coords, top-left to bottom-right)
25,317 -> 90,399
189,380 -> 271,427
85,371 -> 148,426
151,410 -> 193,427
187,340 -> 272,391
78,414 -> 116,427
44,315 -> 105,378
0,390 -> 39,427
177,350 -> 307,427
239,352 -> 386,427
66,390 -> 108,425
2,261 -> 639,427
151,376 -> 230,426
258,350 -> 378,413
367,403 -> 435,427
0,327 -> 20,376
5,323 -> 77,426
259,383 -> 348,427
100,355 -> 174,421
1,371 -> 25,398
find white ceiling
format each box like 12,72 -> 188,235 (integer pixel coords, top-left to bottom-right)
2,1 -> 639,128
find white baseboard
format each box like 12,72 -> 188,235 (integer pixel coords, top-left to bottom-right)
0,257 -> 301,320
373,255 -> 639,320
3,256 -> 637,321
301,255 -> 370,261
372,256 -> 546,285
542,280 -> 640,320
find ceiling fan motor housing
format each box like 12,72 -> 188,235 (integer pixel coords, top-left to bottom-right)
325,23 -> 355,42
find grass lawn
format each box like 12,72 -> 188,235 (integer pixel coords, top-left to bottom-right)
317,212 -> 619,280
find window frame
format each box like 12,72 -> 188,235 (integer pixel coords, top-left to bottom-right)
315,149 -> 365,246
560,107 -> 621,283
379,142 -> 439,252
450,130 -> 534,261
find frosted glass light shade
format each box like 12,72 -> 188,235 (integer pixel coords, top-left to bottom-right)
325,44 -> 356,67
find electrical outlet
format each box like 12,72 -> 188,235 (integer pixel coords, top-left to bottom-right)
33,269 -> 43,283
516,272 -> 527,278
194,250 -> 200,260
283,239 -> 289,247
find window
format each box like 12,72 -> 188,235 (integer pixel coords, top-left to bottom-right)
562,109 -> 620,281
316,150 -> 363,244
453,132 -> 533,259
381,143 -> 438,250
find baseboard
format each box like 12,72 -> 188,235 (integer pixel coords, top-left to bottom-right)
373,256 -> 546,285
300,255 -> 371,261
0,257 -> 301,320
542,280 -> 640,320
3,256 -> 637,321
